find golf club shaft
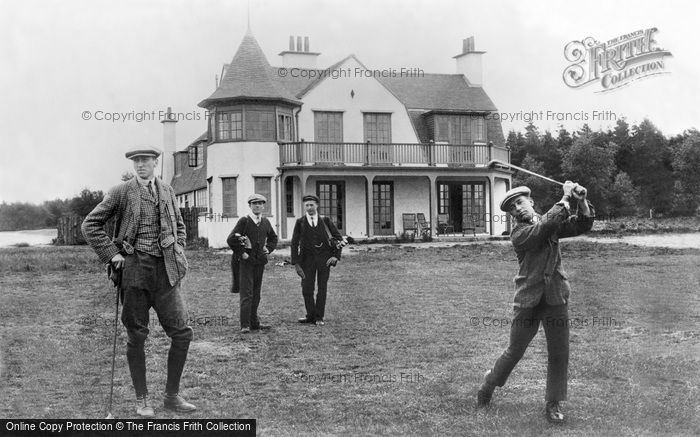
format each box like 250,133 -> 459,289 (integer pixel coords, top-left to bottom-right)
488,159 -> 564,186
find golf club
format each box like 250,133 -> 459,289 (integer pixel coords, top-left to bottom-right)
105,265 -> 121,420
487,159 -> 586,196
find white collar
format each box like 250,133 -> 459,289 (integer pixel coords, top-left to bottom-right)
248,212 -> 261,222
137,176 -> 156,187
306,213 -> 319,225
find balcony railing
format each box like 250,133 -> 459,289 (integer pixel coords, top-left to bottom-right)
279,141 -> 510,167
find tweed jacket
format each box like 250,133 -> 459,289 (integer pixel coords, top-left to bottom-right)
510,201 -> 594,308
290,215 -> 342,265
81,177 -> 187,286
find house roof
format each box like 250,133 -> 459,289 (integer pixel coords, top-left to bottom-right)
199,32 -> 301,108
268,60 -> 498,113
170,132 -> 208,195
268,54 -> 356,99
377,74 -> 497,112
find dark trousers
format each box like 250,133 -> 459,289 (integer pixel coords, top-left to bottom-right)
486,298 -> 569,402
239,261 -> 265,328
121,251 -> 193,398
301,257 -> 331,321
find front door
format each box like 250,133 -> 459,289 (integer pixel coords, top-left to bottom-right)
317,181 -> 345,232
372,181 -> 394,235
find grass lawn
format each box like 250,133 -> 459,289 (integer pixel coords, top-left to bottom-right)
0,242 -> 698,436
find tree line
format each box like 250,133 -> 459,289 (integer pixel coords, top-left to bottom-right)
506,119 -> 700,217
0,189 -> 105,231
0,173 -> 134,232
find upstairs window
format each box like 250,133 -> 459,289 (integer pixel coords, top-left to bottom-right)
246,110 -> 275,141
278,114 -> 294,141
363,113 -> 391,143
435,115 -> 487,144
188,144 -> 203,167
314,111 -> 343,142
217,111 -> 243,141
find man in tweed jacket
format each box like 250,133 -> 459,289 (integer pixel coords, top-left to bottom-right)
476,182 -> 594,425
82,146 -> 195,417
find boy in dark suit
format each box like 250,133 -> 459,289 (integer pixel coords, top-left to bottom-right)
227,194 -> 278,333
290,194 -> 344,326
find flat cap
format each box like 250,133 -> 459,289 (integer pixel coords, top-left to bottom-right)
247,193 -> 267,204
302,194 -> 319,203
500,186 -> 531,212
125,145 -> 161,160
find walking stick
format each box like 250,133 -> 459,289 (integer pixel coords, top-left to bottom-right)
105,265 -> 121,419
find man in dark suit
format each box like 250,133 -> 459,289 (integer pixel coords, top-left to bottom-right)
227,194 -> 278,334
82,146 -> 195,417
476,182 -> 594,424
291,194 -> 343,326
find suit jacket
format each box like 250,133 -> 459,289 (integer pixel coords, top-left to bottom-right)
227,215 -> 278,265
510,201 -> 595,308
81,177 -> 187,286
290,215 -> 342,265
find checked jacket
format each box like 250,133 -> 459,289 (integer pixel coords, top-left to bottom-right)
81,177 -> 188,286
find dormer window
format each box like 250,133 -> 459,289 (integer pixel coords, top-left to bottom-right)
434,114 -> 486,144
188,144 -> 203,167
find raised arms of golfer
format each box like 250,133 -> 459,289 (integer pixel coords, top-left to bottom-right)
510,181 -> 594,251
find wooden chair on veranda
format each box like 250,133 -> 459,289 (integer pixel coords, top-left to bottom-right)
402,213 -> 418,236
416,213 -> 431,237
437,214 -> 454,235
462,213 -> 477,237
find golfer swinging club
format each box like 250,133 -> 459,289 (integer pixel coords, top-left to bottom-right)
476,181 -> 594,424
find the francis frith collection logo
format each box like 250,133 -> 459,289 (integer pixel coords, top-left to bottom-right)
563,28 -> 672,92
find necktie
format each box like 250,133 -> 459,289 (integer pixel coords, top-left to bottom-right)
147,181 -> 154,197
311,217 -> 315,227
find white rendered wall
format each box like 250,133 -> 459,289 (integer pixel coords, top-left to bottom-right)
389,177 -> 431,235
491,178 -> 511,235
207,141 -> 279,219
298,57 -> 418,144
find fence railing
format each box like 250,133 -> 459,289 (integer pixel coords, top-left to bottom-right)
56,207 -> 202,246
279,141 -> 510,167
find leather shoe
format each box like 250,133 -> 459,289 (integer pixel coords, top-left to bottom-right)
476,370 -> 494,408
251,324 -> 271,331
545,401 -> 565,424
164,393 -> 197,413
298,317 -> 316,324
240,327 -> 251,334
135,396 -> 154,417
316,319 -> 325,326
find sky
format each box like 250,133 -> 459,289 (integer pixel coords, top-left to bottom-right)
1,0 -> 698,204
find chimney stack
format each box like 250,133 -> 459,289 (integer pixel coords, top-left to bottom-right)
453,36 -> 485,87
161,106 -> 177,183
279,35 -> 320,68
